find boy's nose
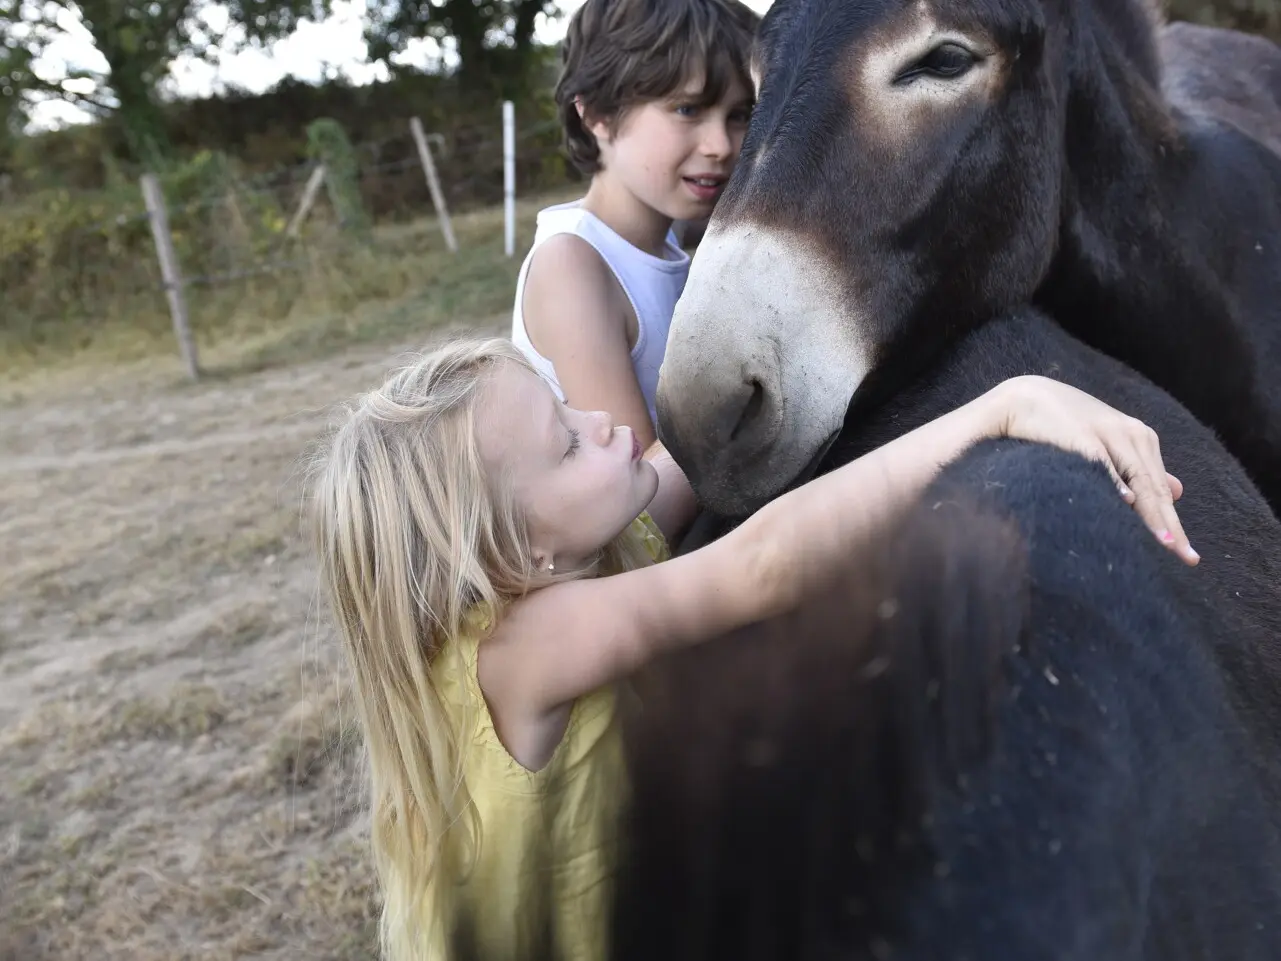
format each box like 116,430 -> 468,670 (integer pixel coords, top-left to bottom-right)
701,122 -> 733,160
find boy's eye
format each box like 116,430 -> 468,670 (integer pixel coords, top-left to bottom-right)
674,103 -> 700,118
564,428 -> 581,460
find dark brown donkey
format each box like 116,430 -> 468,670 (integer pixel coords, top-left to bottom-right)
456,372 -> 1281,960
656,0 -> 1281,518
609,1 -> 1281,957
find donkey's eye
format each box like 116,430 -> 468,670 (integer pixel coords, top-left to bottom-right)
896,43 -> 977,84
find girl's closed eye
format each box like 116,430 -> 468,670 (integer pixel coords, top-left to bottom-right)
565,428 -> 581,459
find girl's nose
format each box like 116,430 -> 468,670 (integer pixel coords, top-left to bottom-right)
591,409 -> 614,444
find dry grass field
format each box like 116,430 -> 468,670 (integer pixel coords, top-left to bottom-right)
0,195 -> 559,959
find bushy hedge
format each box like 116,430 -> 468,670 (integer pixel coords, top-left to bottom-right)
3,60 -> 562,193
0,92 -> 569,351
2,6 -> 1275,355
0,150 -> 287,346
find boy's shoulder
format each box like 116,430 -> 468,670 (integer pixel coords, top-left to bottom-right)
533,198 -> 588,227
527,204 -> 612,276
531,200 -> 600,248
520,203 -> 620,316
523,228 -> 620,313
526,200 -> 629,285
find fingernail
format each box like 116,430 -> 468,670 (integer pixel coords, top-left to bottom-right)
1187,544 -> 1200,561
1159,530 -> 1174,543
1120,485 -> 1133,499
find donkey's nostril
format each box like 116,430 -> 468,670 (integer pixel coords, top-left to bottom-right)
729,377 -> 766,444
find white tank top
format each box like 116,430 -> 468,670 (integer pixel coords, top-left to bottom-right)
511,201 -> 691,426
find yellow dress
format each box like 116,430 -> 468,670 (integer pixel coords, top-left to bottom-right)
433,512 -> 670,961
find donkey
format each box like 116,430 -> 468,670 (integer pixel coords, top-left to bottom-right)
608,435 -> 1281,960
1159,23 -> 1281,164
655,0 -> 1281,517
452,412 -> 1281,960
632,1 -> 1281,949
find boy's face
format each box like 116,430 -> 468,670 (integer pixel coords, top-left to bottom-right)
590,71 -> 754,223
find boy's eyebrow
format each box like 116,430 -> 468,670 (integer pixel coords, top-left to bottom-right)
668,83 -> 707,102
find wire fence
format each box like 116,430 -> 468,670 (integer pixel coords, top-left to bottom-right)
0,103 -> 577,374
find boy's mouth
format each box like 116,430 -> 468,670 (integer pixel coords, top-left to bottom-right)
683,176 -> 727,202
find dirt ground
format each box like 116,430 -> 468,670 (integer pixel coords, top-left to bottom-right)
0,316 -> 504,959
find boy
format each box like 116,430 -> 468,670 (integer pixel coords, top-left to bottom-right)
511,0 -> 760,451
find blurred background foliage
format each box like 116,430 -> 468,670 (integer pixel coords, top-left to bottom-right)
0,0 -> 1275,364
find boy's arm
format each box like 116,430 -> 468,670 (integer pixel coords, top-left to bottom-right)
521,233 -> 657,448
642,440 -> 698,545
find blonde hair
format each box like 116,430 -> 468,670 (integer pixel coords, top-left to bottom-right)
307,336 -> 653,961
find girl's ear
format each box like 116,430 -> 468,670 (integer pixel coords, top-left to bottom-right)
531,545 -> 552,574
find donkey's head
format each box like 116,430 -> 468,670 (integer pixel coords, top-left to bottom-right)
657,0 -> 1083,515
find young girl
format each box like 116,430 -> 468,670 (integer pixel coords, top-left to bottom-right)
511,0 -> 759,450
308,337 -> 1196,961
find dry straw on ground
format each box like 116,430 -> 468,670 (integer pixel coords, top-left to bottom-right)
0,196 -> 540,958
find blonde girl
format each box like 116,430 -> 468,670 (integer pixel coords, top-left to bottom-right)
308,336 -> 1195,961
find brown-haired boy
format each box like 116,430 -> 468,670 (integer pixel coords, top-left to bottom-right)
511,0 -> 760,455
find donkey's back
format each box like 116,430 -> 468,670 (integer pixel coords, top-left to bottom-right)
1161,20 -> 1281,155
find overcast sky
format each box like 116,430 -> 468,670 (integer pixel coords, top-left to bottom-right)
30,0 -> 776,129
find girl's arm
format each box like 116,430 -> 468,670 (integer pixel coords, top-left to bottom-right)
520,234 -> 658,449
483,375 -> 1195,721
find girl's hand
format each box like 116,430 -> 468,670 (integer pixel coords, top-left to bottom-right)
991,375 -> 1198,566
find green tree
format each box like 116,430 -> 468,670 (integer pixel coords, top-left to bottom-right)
0,0 -> 334,167
0,31 -> 33,167
365,0 -> 558,93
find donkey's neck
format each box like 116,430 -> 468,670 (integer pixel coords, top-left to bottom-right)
1040,0 -> 1281,479
1051,2 -> 1180,296
1036,0 -> 1244,428
1067,0 -> 1164,86
1055,0 -> 1176,229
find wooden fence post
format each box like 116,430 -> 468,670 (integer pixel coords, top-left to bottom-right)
503,100 -> 516,257
140,173 -> 200,381
410,118 -> 458,253
286,164 -> 328,239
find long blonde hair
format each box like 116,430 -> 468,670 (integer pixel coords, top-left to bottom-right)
307,336 -> 653,961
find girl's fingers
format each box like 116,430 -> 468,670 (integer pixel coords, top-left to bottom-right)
1108,435 -> 1198,566
1104,459 -> 1135,502
1134,426 -> 1198,565
1129,460 -> 1178,549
